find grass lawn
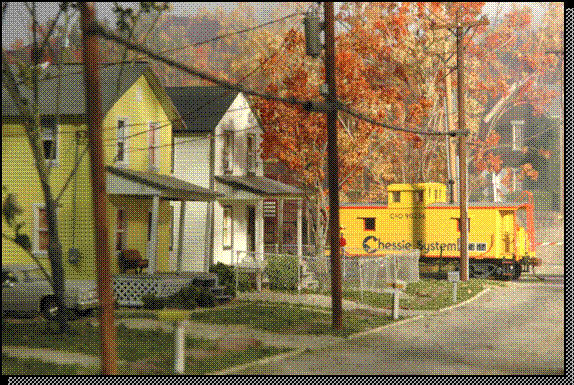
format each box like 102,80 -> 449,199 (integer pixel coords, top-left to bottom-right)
2,320 -> 287,375
340,278 -> 507,311
2,354 -> 98,375
187,301 -> 398,337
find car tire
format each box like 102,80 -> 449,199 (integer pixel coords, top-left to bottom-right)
40,296 -> 59,320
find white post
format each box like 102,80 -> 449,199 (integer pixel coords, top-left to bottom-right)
452,281 -> 458,304
297,199 -> 303,294
393,288 -> 400,320
174,320 -> 186,374
149,194 -> 160,274
358,260 -> 364,303
235,250 -> 239,294
177,200 -> 186,273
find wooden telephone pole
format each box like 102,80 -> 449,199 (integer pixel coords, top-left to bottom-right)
431,10 -> 489,281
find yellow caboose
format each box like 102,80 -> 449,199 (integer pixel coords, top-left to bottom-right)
339,183 -> 538,279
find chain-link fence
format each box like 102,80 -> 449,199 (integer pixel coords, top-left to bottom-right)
234,247 -> 420,300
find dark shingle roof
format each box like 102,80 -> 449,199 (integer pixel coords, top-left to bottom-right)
107,166 -> 222,201
2,62 -> 182,129
165,86 -> 239,132
215,175 -> 305,197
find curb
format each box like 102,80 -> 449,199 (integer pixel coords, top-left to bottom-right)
207,348 -> 307,375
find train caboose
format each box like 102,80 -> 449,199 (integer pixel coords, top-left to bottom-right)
339,183 -> 539,279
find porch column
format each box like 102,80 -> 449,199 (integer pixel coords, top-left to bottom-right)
177,200 -> 186,273
277,198 -> 284,253
149,194 -> 160,274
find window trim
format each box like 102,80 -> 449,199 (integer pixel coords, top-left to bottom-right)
148,121 -> 160,172
246,133 -> 257,175
41,117 -> 59,166
222,130 -> 234,174
32,203 -> 50,256
511,120 -> 525,151
222,205 -> 233,250
116,117 -> 129,166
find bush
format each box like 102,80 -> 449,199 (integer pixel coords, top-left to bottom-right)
141,294 -> 166,310
166,285 -> 198,310
196,287 -> 216,307
209,262 -> 251,294
265,253 -> 299,291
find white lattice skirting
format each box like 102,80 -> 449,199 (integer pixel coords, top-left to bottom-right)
113,276 -> 195,307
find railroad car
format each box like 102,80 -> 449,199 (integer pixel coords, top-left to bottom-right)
339,183 -> 539,279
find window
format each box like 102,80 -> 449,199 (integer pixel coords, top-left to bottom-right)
468,243 -> 475,251
116,119 -> 128,164
476,243 -> 487,252
392,191 -> 401,203
246,134 -> 256,175
511,120 -> 524,151
148,121 -> 160,171
116,209 -> 127,253
456,218 -> 471,232
36,206 -> 49,253
41,117 -> 58,163
222,206 -> 232,249
223,131 -> 234,174
363,217 -> 376,231
414,190 -> 424,203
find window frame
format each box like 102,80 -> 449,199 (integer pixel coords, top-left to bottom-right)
222,130 -> 234,174
511,120 -> 525,151
116,117 -> 129,166
246,133 -> 257,175
41,117 -> 59,166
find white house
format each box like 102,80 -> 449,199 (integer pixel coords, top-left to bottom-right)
166,86 -> 305,272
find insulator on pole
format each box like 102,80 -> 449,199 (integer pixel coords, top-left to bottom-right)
304,10 -> 322,58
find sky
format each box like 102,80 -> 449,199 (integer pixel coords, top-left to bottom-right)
1,2 -> 551,49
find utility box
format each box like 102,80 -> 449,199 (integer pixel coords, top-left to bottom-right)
447,271 -> 460,282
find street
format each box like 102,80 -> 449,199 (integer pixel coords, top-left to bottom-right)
236,274 -> 564,375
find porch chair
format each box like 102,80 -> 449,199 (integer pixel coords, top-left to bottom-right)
118,249 -> 149,274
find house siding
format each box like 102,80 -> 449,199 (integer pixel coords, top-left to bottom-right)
2,73 -> 175,278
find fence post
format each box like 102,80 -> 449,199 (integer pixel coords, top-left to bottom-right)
235,251 -> 239,295
393,288 -> 400,320
358,259 -> 364,303
174,320 -> 186,374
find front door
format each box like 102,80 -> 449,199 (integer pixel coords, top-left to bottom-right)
246,206 -> 256,254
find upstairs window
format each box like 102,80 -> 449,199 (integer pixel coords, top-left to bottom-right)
41,117 -> 58,163
246,134 -> 256,175
116,118 -> 128,164
511,120 -> 524,151
223,131 -> 234,174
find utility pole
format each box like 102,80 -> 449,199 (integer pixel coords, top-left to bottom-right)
303,2 -> 342,329
324,2 -> 342,330
546,49 -> 564,217
81,3 -> 118,374
432,10 -> 489,281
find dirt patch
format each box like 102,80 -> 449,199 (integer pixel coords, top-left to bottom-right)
215,336 -> 263,351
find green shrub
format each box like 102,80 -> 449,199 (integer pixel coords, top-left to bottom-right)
166,285 -> 198,310
209,262 -> 251,294
265,253 -> 299,291
196,287 -> 216,307
141,294 -> 165,310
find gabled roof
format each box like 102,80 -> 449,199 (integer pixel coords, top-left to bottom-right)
107,166 -> 222,201
165,86 -> 240,133
215,175 -> 305,198
2,61 -> 184,130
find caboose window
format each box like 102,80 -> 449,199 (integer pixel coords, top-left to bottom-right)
456,218 -> 470,232
363,217 -> 375,231
392,191 -> 400,203
414,190 -> 424,203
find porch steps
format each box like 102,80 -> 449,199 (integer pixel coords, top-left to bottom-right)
191,276 -> 233,304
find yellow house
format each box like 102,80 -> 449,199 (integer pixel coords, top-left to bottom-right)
2,61 -> 220,281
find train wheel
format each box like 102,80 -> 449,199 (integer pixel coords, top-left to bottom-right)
512,261 -> 522,280
469,263 -> 495,279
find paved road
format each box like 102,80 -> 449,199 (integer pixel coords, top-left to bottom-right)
235,274 -> 564,375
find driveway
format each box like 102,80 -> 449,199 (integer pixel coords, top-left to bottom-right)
233,273 -> 564,375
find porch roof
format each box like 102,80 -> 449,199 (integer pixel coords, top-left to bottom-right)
214,175 -> 305,198
106,166 -> 222,201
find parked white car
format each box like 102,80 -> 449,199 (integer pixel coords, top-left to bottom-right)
2,265 -> 99,320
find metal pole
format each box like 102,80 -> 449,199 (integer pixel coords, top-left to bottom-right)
456,11 -> 469,281
80,2 -> 118,374
324,2 -> 342,330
